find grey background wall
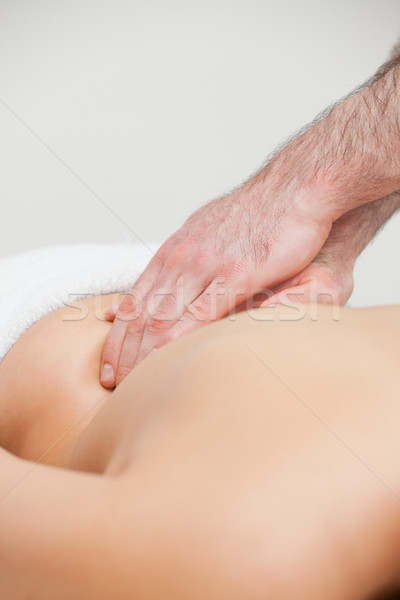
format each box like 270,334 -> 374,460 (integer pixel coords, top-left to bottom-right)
0,0 -> 399,307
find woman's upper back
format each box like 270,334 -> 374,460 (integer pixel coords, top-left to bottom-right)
1,299 -> 400,598
1,297 -> 400,468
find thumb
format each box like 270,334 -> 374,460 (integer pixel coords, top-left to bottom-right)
104,303 -> 121,322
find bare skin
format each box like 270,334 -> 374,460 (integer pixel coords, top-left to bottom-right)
101,42 -> 400,387
1,296 -> 400,599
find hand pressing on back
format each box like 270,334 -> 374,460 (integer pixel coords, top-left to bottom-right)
211,195 -> 400,313
101,39 -> 400,387
101,183 -> 332,387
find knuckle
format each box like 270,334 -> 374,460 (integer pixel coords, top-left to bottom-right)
147,281 -> 174,304
156,238 -> 175,262
150,249 -> 166,269
188,249 -> 214,273
220,257 -> 245,279
151,294 -> 179,320
144,315 -> 172,336
117,304 -> 143,323
166,242 -> 191,270
184,304 -> 208,323
117,294 -> 137,316
125,319 -> 146,341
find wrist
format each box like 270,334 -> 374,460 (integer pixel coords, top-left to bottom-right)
314,244 -> 356,276
315,222 -> 361,275
244,126 -> 340,228
252,81 -> 400,225
312,247 -> 355,306
239,152 -> 335,231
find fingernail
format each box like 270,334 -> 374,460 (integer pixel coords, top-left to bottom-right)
101,363 -> 114,385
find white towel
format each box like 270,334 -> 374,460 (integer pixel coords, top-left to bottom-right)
0,242 -> 161,362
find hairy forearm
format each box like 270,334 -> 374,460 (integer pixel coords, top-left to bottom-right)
316,190 -> 400,269
245,41 -> 400,224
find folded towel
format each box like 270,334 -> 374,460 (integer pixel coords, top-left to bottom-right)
0,242 -> 160,363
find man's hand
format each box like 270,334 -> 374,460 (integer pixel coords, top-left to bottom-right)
258,193 -> 400,309
260,257 -> 354,308
100,185 -> 332,387
100,39 -> 400,388
229,258 -> 353,315
101,190 -> 400,388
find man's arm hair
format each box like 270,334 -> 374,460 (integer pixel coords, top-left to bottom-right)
313,39 -> 400,267
315,191 -> 400,270
321,38 -> 400,262
371,38 -> 400,81
236,38 -> 400,226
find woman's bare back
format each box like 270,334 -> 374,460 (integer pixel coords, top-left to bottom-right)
1,298 -> 400,598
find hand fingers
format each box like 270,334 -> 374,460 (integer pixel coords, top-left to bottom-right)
105,304 -> 120,322
113,311 -> 147,386
113,270 -> 186,384
113,272 -> 200,386
260,283 -> 338,307
100,294 -> 138,387
100,253 -> 165,388
230,290 -> 276,314
132,271 -> 213,365
260,285 -> 311,307
146,275 -> 248,352
114,245 -> 216,383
